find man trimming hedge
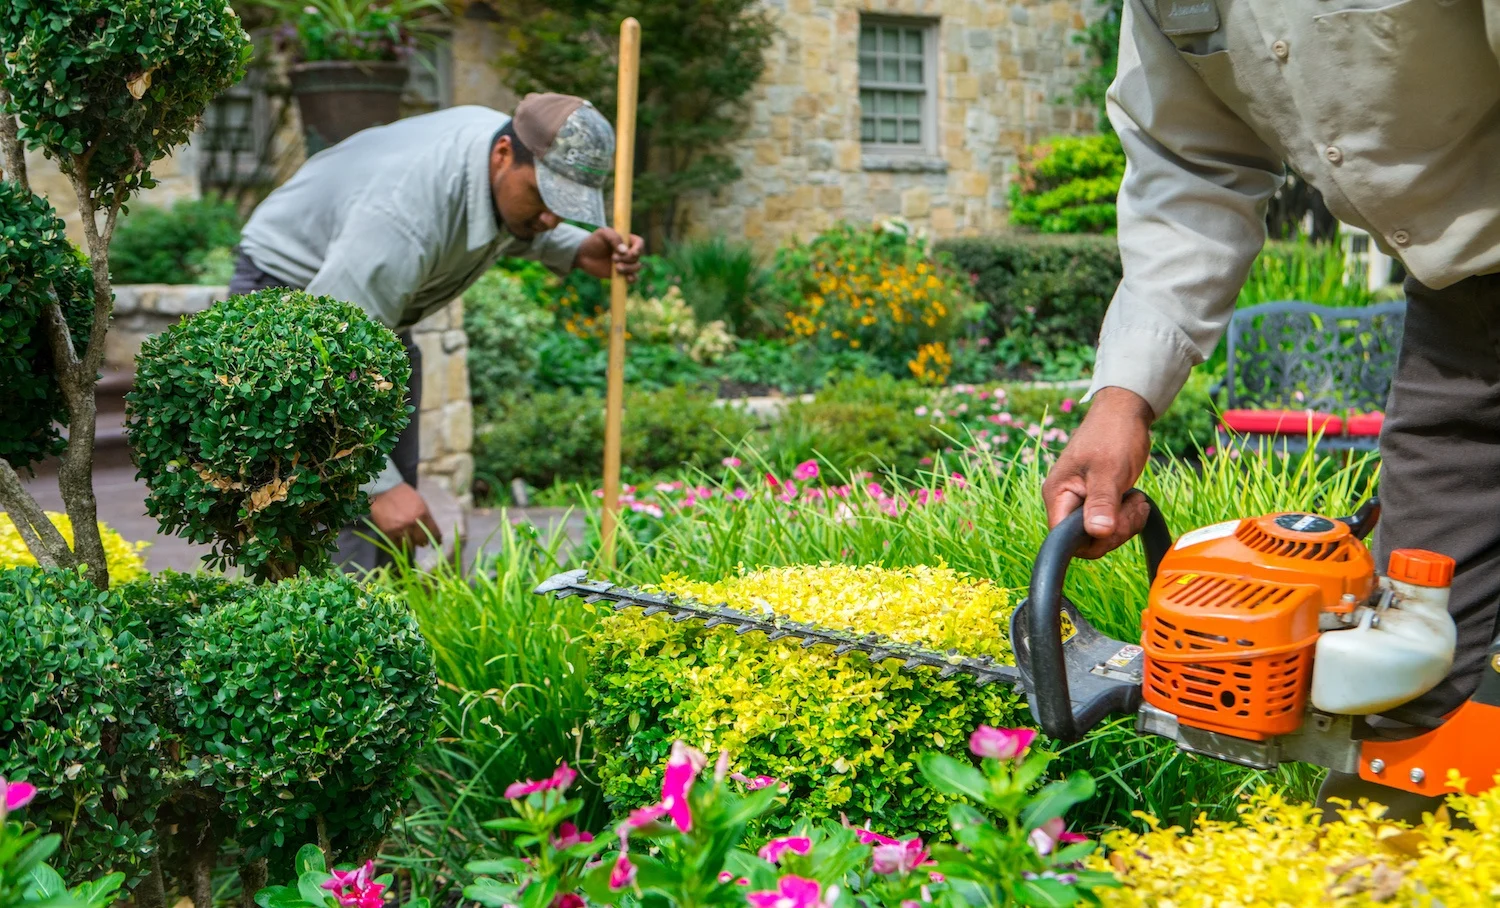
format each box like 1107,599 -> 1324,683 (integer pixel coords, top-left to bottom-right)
1042,0 -> 1499,821
232,93 -> 643,569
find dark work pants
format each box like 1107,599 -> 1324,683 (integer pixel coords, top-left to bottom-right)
228,250 -> 422,572
1316,274 -> 1500,824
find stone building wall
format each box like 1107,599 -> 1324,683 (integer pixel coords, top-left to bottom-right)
22,143 -> 202,247
679,0 -> 1101,249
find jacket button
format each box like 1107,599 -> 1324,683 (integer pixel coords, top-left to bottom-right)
1393,229 -> 1411,246
1325,145 -> 1343,165
1272,40 -> 1289,60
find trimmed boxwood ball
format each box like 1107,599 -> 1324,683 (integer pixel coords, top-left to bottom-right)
126,290 -> 411,579
0,0 -> 251,205
171,571 -> 438,865
0,184 -> 93,470
0,567 -> 160,882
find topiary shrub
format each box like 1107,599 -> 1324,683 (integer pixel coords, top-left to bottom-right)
172,572 -> 438,867
0,567 -> 160,883
589,564 -> 1024,838
0,184 -> 92,472
1007,134 -> 1124,235
125,290 -> 411,580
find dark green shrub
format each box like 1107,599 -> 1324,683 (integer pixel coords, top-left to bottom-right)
0,0 -> 251,205
172,572 -> 437,865
125,290 -> 410,579
0,567 -> 159,882
0,185 -> 92,471
622,386 -> 758,473
771,375 -> 949,477
110,196 -> 243,285
713,340 -> 880,395
938,235 -> 1121,378
1007,134 -> 1124,234
463,269 -> 554,408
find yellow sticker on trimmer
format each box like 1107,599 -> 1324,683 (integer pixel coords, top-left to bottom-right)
1176,573 -> 1200,585
1060,611 -> 1078,644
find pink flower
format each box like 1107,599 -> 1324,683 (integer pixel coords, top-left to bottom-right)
919,457 -> 933,466
655,482 -> 676,493
2,779 -> 36,812
852,828 -> 900,847
696,486 -> 714,500
625,803 -> 668,829
322,862 -> 385,908
719,872 -> 751,886
778,480 -> 799,502
765,473 -> 781,489
552,895 -> 585,908
915,406 -> 929,417
723,457 -> 743,468
746,876 -> 824,908
793,460 -> 820,481
865,482 -> 885,498
630,502 -> 665,518
732,488 -> 751,500
871,838 -> 931,875
503,763 -> 577,800
1060,399 -> 1075,413
969,726 -> 1036,762
1029,818 -> 1088,856
609,853 -> 637,890
661,741 -> 704,832
731,773 -> 785,791
552,822 -> 594,850
759,836 -> 812,864
1205,446 -> 1217,456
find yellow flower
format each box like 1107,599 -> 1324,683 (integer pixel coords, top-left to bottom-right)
0,511 -> 149,583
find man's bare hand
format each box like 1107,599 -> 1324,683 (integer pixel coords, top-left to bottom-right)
1041,387 -> 1155,559
576,227 -> 645,281
369,482 -> 441,549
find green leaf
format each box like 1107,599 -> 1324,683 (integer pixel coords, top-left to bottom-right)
298,871 -> 333,908
481,818 -> 534,833
463,878 -> 520,908
254,885 -> 296,908
919,753 -> 991,803
465,858 -> 529,877
25,862 -> 67,902
1020,774 -> 1096,832
519,876 -> 557,908
1015,877 -> 1079,907
296,845 -> 327,876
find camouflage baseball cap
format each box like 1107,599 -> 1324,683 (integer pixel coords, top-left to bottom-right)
512,93 -> 614,228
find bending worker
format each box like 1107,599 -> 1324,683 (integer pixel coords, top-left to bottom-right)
232,93 -> 643,570
1042,0 -> 1500,821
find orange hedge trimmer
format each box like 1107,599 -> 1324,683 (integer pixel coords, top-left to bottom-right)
537,494 -> 1499,797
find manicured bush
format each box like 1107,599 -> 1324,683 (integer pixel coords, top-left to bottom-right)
125,290 -> 410,579
0,567 -> 159,882
109,196 -> 243,285
172,572 -> 437,866
0,512 -> 148,584
590,564 -> 1024,837
770,374 -> 948,476
1008,134 -> 1125,234
463,269 -> 555,408
0,185 -> 93,471
0,0 -> 251,206
770,221 -> 982,382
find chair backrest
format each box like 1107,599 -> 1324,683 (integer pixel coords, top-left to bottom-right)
1223,300 -> 1407,412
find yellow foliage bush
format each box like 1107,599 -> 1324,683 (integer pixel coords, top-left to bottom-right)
589,563 -> 1024,837
0,511 -> 149,583
1096,773 -> 1500,907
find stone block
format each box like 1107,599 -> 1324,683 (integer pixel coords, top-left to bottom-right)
445,350 -> 470,407
952,74 -> 980,101
836,141 -> 861,171
901,186 -> 931,219
755,141 -> 782,166
818,185 -> 844,207
445,399 -> 474,454
772,116 -> 793,139
443,329 -> 467,353
764,193 -> 794,222
931,206 -> 958,231
157,285 -> 223,316
419,412 -> 444,461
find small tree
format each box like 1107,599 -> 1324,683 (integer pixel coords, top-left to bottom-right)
0,0 -> 252,588
498,0 -> 776,247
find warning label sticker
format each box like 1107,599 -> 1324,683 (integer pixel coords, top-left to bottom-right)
1173,519 -> 1241,551
1104,644 -> 1143,668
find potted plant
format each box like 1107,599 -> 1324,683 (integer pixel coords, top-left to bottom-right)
249,0 -> 449,155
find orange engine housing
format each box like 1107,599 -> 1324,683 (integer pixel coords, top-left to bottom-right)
1142,513 -> 1377,740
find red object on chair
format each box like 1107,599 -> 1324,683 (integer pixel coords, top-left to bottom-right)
1220,409 -> 1345,436
1346,412 -> 1385,437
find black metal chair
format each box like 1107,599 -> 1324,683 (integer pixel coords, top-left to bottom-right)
1213,300 -> 1407,453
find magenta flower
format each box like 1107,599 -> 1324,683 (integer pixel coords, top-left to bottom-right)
322,862 -> 374,894
793,460 -> 819,481
732,488 -> 750,500
852,827 -> 900,847
969,726 -> 1036,762
746,876 -> 824,908
778,480 -> 799,502
731,773 -> 785,792
719,872 -> 751,886
1,779 -> 36,812
871,837 -> 931,875
1061,398 -> 1075,413
552,822 -> 594,850
1028,818 -> 1088,856
660,741 -> 704,832
765,473 -> 781,489
625,802 -> 668,829
723,457 -> 743,468
552,895 -> 585,908
608,852 -> 637,890
503,762 -> 577,800
759,836 -> 812,864
322,861 -> 384,908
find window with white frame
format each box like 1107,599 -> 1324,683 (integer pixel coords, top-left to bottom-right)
858,17 -> 937,152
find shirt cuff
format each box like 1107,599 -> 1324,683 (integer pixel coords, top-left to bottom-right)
534,223 -> 592,276
363,457 -> 405,497
1085,326 -> 1197,421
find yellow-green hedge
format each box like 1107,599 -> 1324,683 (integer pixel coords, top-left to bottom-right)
588,563 -> 1024,837
0,511 -> 148,583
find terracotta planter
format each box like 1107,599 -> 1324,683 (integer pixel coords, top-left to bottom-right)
288,60 -> 410,156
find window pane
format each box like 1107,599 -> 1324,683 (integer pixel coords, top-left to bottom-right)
900,93 -> 920,116
881,27 -> 899,53
902,119 -> 921,143
859,27 -> 876,52
881,58 -> 900,81
859,55 -> 876,81
904,59 -> 922,84
880,118 -> 898,142
862,118 -> 876,142
880,92 -> 898,114
904,29 -> 922,55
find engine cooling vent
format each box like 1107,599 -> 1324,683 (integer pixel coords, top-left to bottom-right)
1161,574 -> 1299,613
1235,520 -> 1350,562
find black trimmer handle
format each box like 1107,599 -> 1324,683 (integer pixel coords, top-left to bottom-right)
1024,491 -> 1171,741
1338,497 -> 1381,541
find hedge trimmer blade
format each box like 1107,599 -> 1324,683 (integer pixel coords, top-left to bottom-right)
535,570 -> 1023,688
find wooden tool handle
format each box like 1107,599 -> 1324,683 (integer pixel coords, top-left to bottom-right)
600,16 -> 640,569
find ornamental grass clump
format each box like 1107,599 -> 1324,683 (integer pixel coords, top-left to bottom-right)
1096,775 -> 1500,907
590,564 -> 1025,837
126,289 -> 411,579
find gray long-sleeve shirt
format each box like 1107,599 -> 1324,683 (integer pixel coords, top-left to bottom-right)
239,105 -> 590,493
1091,0 -> 1500,418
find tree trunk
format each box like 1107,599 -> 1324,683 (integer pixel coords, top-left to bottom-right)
239,858 -> 268,908
0,89 -> 28,193
191,824 -> 220,908
137,851 -> 170,908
